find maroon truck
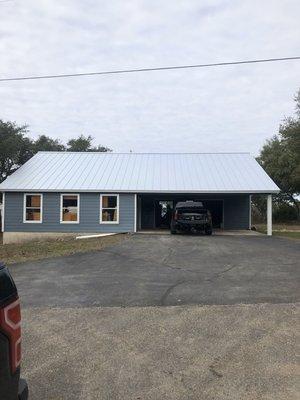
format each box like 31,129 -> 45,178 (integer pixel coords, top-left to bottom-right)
0,262 -> 28,400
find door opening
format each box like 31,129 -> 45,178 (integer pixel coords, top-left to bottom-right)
139,195 -> 223,231
155,200 -> 174,229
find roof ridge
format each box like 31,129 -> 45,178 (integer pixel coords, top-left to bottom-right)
36,151 -> 251,155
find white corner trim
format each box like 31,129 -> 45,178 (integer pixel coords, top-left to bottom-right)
249,194 -> 252,229
23,193 -> 43,223
100,193 -> 119,224
1,192 -> 5,232
134,193 -> 137,232
60,193 -> 80,224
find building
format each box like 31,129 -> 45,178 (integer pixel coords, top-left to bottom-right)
0,152 -> 279,243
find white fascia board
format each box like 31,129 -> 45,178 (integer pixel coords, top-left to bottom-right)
0,189 -> 280,194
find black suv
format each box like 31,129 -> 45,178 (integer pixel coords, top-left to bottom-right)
170,201 -> 213,235
0,262 -> 28,400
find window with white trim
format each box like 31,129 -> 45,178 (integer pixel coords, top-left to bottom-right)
100,194 -> 119,223
61,194 -> 79,223
24,194 -> 42,223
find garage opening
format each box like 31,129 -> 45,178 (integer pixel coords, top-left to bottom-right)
155,200 -> 173,229
138,195 -> 223,230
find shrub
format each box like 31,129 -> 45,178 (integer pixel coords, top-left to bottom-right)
273,203 -> 298,222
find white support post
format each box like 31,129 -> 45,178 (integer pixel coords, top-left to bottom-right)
134,194 -> 137,233
1,192 -> 5,233
267,194 -> 272,236
249,195 -> 252,230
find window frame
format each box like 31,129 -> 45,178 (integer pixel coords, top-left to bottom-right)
23,193 -> 43,224
60,193 -> 80,224
100,194 -> 119,224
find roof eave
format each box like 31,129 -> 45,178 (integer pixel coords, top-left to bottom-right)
0,188 -> 280,194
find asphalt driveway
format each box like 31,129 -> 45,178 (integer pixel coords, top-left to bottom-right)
7,234 -> 300,400
9,234 -> 300,308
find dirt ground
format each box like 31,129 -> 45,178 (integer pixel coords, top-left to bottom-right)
22,303 -> 300,400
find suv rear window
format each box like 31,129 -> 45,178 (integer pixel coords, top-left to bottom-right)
177,208 -> 208,214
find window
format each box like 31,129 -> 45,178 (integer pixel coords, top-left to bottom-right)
100,194 -> 119,224
24,194 -> 42,223
60,194 -> 79,223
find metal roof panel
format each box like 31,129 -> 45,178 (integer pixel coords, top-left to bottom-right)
0,152 -> 280,193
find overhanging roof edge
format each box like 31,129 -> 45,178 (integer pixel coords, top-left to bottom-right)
0,189 -> 280,194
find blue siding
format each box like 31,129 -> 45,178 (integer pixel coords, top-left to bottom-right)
224,195 -> 250,229
4,192 -> 135,233
4,192 -> 250,232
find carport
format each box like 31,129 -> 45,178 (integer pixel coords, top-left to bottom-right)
138,194 -> 224,230
137,193 -> 274,234
132,153 -> 279,235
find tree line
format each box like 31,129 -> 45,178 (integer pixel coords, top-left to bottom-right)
254,89 -> 300,221
0,122 -> 111,184
0,89 -> 299,221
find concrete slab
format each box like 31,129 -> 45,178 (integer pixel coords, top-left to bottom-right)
213,229 -> 263,236
138,229 -> 262,236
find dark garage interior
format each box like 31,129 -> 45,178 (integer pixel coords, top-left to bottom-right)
138,194 -> 224,230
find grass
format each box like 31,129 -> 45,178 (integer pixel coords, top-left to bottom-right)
272,231 -> 300,240
254,223 -> 300,241
1,223 -> 299,265
0,233 -> 128,265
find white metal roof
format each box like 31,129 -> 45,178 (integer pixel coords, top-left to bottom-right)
0,152 -> 279,193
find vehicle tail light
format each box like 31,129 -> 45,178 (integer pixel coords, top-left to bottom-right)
174,210 -> 179,221
0,298 -> 21,374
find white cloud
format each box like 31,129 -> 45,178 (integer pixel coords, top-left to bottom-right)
0,0 -> 299,154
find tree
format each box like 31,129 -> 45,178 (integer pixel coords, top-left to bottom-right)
257,90 -> 300,219
0,120 -> 112,189
67,134 -> 111,152
34,135 -> 65,152
0,120 -> 34,184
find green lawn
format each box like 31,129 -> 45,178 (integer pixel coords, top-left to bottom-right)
0,234 -> 128,265
254,224 -> 300,240
272,231 -> 300,240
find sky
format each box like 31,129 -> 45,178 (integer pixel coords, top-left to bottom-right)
0,0 -> 300,155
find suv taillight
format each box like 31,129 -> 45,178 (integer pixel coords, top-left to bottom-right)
174,210 -> 178,221
0,297 -> 21,374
